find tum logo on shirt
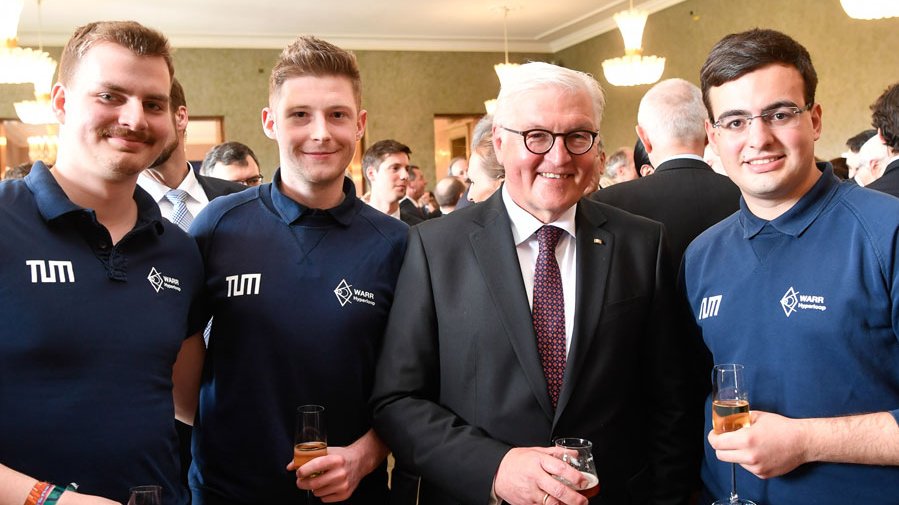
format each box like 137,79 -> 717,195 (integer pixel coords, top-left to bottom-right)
698,295 -> 722,320
226,273 -> 261,297
26,260 -> 75,283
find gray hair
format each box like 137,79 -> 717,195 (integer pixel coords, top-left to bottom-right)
637,78 -> 706,146
493,62 -> 605,131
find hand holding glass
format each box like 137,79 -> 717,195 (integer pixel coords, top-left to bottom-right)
127,485 -> 162,505
553,437 -> 600,498
294,405 -> 328,470
712,364 -> 755,505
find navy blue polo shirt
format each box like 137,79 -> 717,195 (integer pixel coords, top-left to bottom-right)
0,162 -> 205,505
189,172 -> 407,504
683,164 -> 899,504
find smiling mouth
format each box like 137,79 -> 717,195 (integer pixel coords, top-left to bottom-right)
540,173 -> 571,179
744,155 -> 785,166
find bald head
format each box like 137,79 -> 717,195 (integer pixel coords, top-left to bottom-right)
636,78 -> 707,165
855,135 -> 890,186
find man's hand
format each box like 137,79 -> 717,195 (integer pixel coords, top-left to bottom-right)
708,410 -> 810,479
285,429 -> 387,503
494,447 -> 589,505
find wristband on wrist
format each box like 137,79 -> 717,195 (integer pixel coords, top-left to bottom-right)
41,485 -> 65,505
25,481 -> 51,505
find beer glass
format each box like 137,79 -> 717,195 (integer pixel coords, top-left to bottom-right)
552,437 -> 600,498
127,485 -> 162,505
294,404 -> 328,469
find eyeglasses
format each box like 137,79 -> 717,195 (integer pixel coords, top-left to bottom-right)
501,127 -> 599,156
712,103 -> 814,135
236,174 -> 264,186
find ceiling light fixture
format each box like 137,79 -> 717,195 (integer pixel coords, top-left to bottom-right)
0,0 -> 57,86
840,0 -> 899,19
601,0 -> 665,87
485,5 -> 519,113
11,0 -> 58,124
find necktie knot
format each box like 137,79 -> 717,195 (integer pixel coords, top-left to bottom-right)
536,225 -> 563,252
165,188 -> 189,205
164,189 -> 193,232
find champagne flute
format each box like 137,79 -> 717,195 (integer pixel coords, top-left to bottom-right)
127,485 -> 162,505
294,405 -> 327,468
552,437 -> 600,499
711,364 -> 755,505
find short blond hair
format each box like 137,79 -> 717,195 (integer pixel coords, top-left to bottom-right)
59,21 -> 173,85
269,35 -> 362,109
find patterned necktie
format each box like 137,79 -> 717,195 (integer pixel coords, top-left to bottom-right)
533,225 -> 566,409
165,188 -> 193,232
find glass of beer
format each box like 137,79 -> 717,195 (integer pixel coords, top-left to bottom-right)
552,437 -> 600,499
127,485 -> 162,505
294,405 -> 327,470
711,364 -> 755,505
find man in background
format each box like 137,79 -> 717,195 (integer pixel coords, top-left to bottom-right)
362,139 -> 420,225
200,141 -> 264,187
433,175 -> 465,214
592,78 -> 740,268
866,83 -> 899,197
139,78 -> 246,230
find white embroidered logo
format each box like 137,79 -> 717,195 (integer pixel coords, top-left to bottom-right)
781,286 -> 826,317
698,295 -> 723,320
147,267 -> 183,293
26,260 -> 75,283
226,273 -> 262,297
334,279 -> 376,307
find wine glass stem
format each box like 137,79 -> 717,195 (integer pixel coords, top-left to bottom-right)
729,462 -> 739,503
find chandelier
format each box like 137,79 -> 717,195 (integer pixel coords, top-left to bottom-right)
0,0 -> 57,85
601,1 -> 665,87
485,6 -> 519,113
840,0 -> 899,19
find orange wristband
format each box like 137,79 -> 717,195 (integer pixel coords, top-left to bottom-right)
25,481 -> 51,505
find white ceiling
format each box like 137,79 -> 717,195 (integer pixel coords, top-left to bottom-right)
14,0 -> 685,53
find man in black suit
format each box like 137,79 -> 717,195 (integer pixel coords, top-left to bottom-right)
866,82 -> 899,198
138,78 -> 246,228
592,78 -> 740,269
373,62 -> 694,505
400,165 -> 441,220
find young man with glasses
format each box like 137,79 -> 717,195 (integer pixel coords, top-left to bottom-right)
682,28 -> 899,504
373,61 -> 694,505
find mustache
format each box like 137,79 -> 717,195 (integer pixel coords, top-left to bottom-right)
100,127 -> 152,143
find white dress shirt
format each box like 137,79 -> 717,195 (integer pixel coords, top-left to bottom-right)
137,163 -> 210,222
501,184 -> 577,355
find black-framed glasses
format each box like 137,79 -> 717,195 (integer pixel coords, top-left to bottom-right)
236,174 -> 264,186
712,103 -> 814,135
501,127 -> 599,155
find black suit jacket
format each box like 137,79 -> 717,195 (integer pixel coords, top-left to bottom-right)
401,197 -> 441,220
372,190 -> 693,505
591,157 -> 740,269
866,158 -> 899,198
196,173 -> 248,200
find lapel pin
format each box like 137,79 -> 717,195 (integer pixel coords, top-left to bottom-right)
593,238 -> 604,245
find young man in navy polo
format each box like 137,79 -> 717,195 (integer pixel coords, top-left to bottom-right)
184,36 -> 407,504
0,21 -> 205,505
684,29 -> 899,504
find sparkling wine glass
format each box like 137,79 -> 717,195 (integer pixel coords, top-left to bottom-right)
552,437 -> 600,499
294,405 -> 328,468
712,364 -> 755,505
127,485 -> 162,505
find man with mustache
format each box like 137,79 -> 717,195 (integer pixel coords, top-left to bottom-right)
0,21 -> 205,505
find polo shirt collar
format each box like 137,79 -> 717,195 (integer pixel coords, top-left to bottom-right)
25,161 -> 165,234
740,162 -> 837,239
268,168 -> 357,226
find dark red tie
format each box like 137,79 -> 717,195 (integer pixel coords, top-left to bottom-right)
533,225 -> 566,409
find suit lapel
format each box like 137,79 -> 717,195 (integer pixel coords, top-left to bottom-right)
555,200 -> 612,421
469,193 -> 555,420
